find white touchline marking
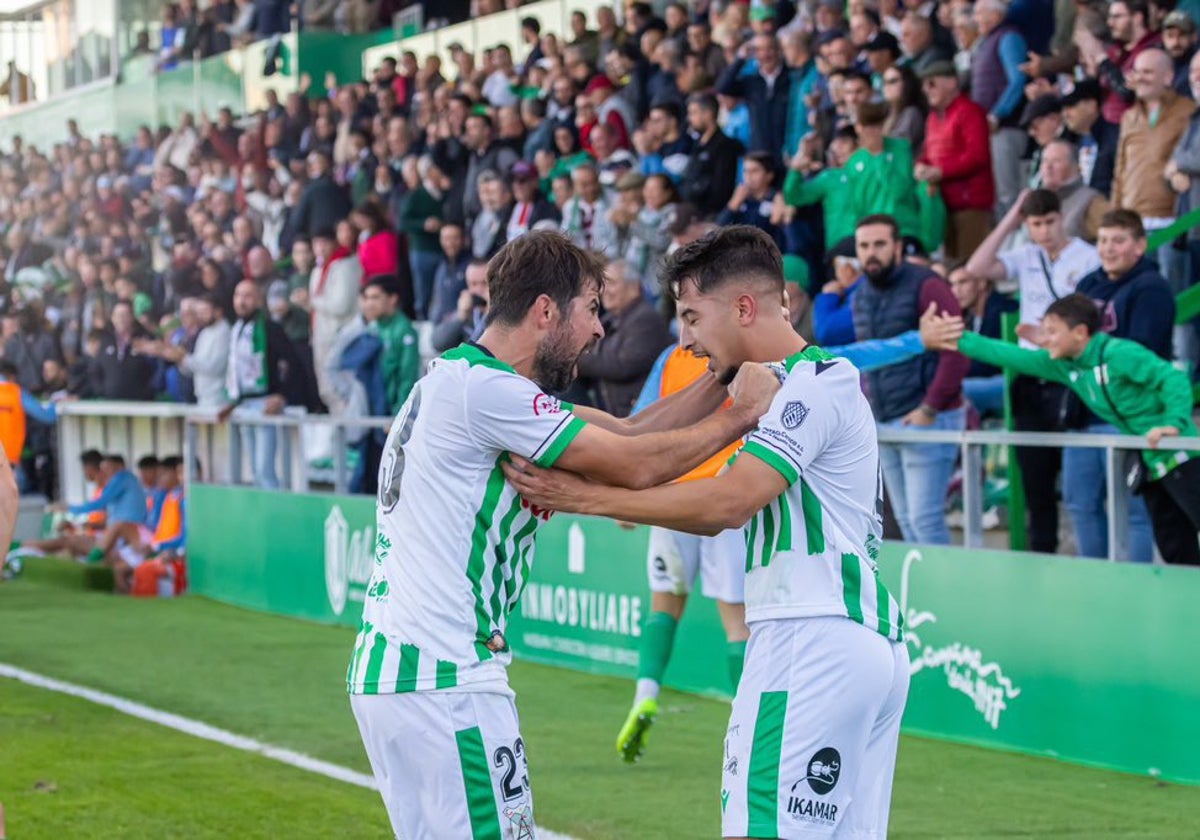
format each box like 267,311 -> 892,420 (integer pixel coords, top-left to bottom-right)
0,663 -> 580,840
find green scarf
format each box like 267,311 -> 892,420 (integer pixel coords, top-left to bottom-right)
227,312 -> 269,401
250,313 -> 268,395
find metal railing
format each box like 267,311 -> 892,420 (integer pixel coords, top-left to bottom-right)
181,412 -> 392,495
57,401 -> 1195,561
877,427 -> 1198,562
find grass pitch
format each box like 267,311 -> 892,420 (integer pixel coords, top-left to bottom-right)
1,558 -> 1198,839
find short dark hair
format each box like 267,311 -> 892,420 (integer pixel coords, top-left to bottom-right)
466,112 -> 494,131
81,449 -> 103,468
0,361 -> 17,379
855,100 -> 889,127
843,69 -> 872,87
662,225 -> 783,302
649,100 -> 682,122
832,124 -> 859,143
137,455 -> 159,470
521,15 -> 540,33
362,275 -> 401,298
743,150 -> 776,174
160,455 -> 183,469
485,230 -> 607,327
855,213 -> 900,240
103,453 -> 126,467
942,258 -> 967,277
687,92 -> 719,114
1045,293 -> 1102,335
1019,189 -> 1061,217
1099,208 -> 1146,239
1117,0 -> 1150,26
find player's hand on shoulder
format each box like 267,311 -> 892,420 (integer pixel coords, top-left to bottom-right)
502,455 -> 596,514
727,362 -> 782,425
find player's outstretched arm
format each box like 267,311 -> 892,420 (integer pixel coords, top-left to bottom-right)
569,372 -> 731,436
503,450 -> 787,536
553,363 -> 779,490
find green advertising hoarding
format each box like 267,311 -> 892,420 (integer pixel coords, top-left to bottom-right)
189,484 -> 1200,784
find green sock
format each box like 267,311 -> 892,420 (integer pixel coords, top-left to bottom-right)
86,547 -> 105,564
8,540 -> 18,551
727,641 -> 748,690
637,611 -> 678,684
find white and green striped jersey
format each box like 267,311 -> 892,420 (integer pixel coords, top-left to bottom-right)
738,346 -> 903,642
347,343 -> 587,696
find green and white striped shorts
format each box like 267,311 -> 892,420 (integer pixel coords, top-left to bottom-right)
351,690 -> 534,840
720,616 -> 909,839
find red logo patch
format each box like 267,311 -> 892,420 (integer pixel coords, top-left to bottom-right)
520,496 -> 555,521
532,393 -> 561,416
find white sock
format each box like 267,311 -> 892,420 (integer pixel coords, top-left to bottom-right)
634,678 -> 660,705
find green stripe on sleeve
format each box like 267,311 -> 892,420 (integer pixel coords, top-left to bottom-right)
488,495 -> 524,628
775,493 -> 793,553
742,440 -> 800,485
455,726 -> 504,840
506,515 -> 540,611
801,480 -> 825,554
346,622 -> 371,690
396,643 -> 420,691
744,512 -> 760,572
747,690 -> 788,838
760,501 -> 776,569
361,632 -> 388,695
436,659 -> 459,689
535,415 -> 587,467
468,462 -> 509,661
875,575 -> 893,638
842,553 -> 864,623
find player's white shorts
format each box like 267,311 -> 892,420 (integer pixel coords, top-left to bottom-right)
647,526 -> 745,603
721,616 -> 909,839
115,540 -> 146,569
350,690 -> 535,840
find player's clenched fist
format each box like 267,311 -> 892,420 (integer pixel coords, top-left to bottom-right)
726,362 -> 782,427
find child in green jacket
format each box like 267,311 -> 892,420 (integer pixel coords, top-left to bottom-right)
927,293 -> 1200,565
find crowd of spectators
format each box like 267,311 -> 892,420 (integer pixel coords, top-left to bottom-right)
2,0 -> 1200,561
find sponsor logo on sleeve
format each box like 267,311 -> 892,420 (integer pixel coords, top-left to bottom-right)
533,393 -> 563,416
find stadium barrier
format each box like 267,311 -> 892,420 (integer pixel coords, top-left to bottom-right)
53,404 -> 1200,782
185,475 -> 1200,786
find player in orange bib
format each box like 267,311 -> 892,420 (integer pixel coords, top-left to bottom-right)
615,344 -> 751,762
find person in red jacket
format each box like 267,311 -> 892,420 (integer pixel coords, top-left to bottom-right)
353,201 -> 400,282
914,61 -> 995,260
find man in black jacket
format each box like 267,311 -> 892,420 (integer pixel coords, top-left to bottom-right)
95,301 -> 156,401
221,280 -> 311,490
283,150 -> 351,251
1060,80 -> 1119,197
462,113 -> 519,224
717,32 -> 791,164
679,93 -> 743,217
575,260 -> 673,416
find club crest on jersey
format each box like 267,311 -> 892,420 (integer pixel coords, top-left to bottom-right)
782,400 -> 810,430
532,393 -> 562,416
